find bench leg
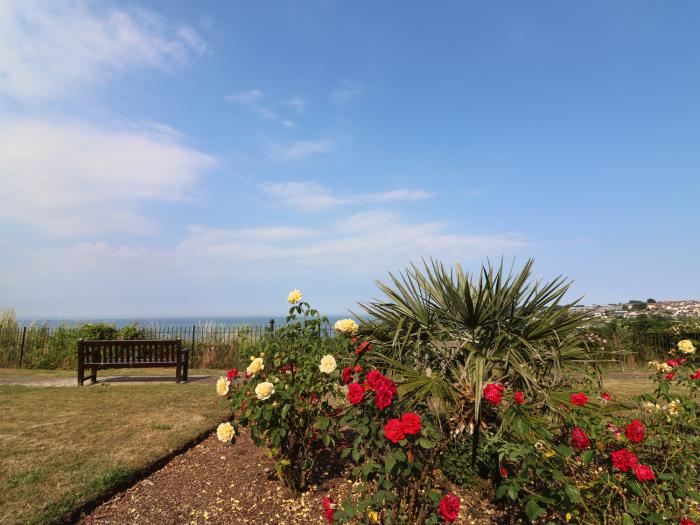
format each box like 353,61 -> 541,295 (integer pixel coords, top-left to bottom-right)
91,367 -> 97,384
182,351 -> 189,382
78,365 -> 84,386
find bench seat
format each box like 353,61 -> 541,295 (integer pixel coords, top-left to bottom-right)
77,339 -> 189,385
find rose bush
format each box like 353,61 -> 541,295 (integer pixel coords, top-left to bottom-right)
215,292 -> 347,494
485,338 -> 699,523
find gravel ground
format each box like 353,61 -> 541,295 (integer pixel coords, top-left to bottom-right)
79,429 -> 510,525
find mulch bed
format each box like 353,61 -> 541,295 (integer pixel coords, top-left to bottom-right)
79,429 -> 510,525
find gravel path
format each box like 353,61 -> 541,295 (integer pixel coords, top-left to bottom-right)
79,429 -> 508,525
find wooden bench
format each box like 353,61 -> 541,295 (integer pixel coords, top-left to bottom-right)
77,339 -> 189,386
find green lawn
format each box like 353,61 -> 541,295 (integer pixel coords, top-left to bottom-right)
0,382 -> 230,525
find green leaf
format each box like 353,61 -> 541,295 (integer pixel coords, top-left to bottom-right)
621,514 -> 634,525
418,438 -> 435,449
495,484 -> 508,499
555,444 -> 573,458
564,485 -> 581,504
582,449 -> 594,466
512,415 -> 529,436
646,513 -> 664,524
524,499 -> 543,522
385,454 -> 396,472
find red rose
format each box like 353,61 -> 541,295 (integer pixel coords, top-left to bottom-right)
625,419 -> 645,443
365,370 -> 385,391
353,365 -> 362,373
322,496 -> 335,524
384,418 -> 405,444
439,493 -> 460,522
571,427 -> 590,450
400,412 -> 422,434
666,359 -> 679,368
355,341 -> 372,355
347,382 -> 365,405
499,466 -> 508,477
310,393 -> 319,404
680,518 -> 697,525
483,383 -> 504,405
691,370 -> 700,380
601,392 -> 611,402
514,391 -> 525,404
570,393 -> 588,406
633,463 -> 655,482
375,381 -> 396,410
226,368 -> 239,380
341,367 -> 353,385
665,373 -> 675,380
611,449 -> 638,472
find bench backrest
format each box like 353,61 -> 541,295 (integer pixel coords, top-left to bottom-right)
78,339 -> 182,365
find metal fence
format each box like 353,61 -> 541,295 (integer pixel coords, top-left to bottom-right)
0,321 -> 291,370
0,321 -> 696,370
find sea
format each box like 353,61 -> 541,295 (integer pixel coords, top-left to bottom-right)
17,316 -> 348,328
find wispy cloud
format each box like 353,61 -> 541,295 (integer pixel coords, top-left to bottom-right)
282,96 -> 305,113
259,181 -> 435,212
266,140 -> 333,160
225,89 -> 278,120
0,118 -> 215,237
330,79 -> 363,107
177,211 -> 530,271
0,0 -> 207,102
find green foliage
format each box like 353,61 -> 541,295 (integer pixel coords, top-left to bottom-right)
484,339 -> 700,524
222,299 -> 344,494
439,438 -> 479,487
357,258 -> 593,463
78,323 -> 118,340
117,324 -> 147,340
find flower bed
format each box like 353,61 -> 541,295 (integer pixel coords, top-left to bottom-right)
213,288 -> 700,524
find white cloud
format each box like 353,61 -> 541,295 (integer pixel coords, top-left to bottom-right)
177,211 -> 529,271
267,139 -> 333,160
0,118 -> 216,237
282,97 -> 305,113
0,0 -> 207,102
259,181 -> 434,212
330,79 -> 363,107
260,181 -> 344,211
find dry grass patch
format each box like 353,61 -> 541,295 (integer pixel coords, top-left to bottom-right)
0,367 -> 227,380
0,383 -> 229,525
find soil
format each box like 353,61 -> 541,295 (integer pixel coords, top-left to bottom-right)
79,429 -> 511,525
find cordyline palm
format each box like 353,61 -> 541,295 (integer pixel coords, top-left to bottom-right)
356,258 -> 592,463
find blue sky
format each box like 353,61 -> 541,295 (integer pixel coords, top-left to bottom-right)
1,1 -> 699,317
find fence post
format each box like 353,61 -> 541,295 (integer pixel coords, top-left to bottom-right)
191,325 -> 196,365
269,319 -> 275,333
17,326 -> 27,368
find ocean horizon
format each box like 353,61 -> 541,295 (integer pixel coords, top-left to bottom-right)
16,316 -> 350,328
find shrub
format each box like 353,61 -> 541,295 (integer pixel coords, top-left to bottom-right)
117,324 -> 147,340
78,323 -> 118,340
485,339 -> 700,523
215,293 -> 344,494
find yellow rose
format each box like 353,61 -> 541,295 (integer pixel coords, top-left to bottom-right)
678,339 -> 696,354
216,422 -> 235,442
247,357 -> 264,377
658,363 -> 672,373
287,289 -> 303,304
255,381 -> 275,400
216,377 -> 230,396
319,354 -> 337,374
647,360 -> 659,368
367,510 -> 379,523
334,318 -> 359,335
667,398 -> 681,416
